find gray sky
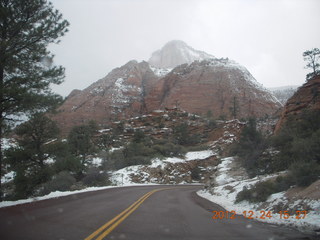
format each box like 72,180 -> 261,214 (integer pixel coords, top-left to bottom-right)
49,0 -> 320,97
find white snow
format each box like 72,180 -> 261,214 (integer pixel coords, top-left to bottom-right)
110,150 -> 215,184
1,138 -> 17,150
90,157 -> 103,167
0,184 -> 157,209
90,86 -> 104,95
163,150 -> 215,164
197,157 -> 320,233
185,150 -> 215,160
44,157 -> 55,165
149,66 -> 172,77
110,165 -> 147,185
112,77 -> 142,104
1,171 -> 15,184
98,128 -> 110,133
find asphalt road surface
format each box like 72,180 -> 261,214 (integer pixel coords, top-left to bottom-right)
0,185 -> 317,240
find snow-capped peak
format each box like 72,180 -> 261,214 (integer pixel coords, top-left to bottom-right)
148,40 -> 214,68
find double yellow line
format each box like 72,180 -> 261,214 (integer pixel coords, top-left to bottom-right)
85,188 -> 167,240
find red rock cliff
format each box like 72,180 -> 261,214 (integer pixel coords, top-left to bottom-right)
274,76 -> 320,133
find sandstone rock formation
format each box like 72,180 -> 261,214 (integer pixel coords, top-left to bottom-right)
52,41 -> 282,135
145,58 -> 281,119
275,76 -> 320,133
51,60 -> 159,134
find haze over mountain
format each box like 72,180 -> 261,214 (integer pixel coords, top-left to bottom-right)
148,40 -> 214,68
269,86 -> 299,105
52,41 -> 281,134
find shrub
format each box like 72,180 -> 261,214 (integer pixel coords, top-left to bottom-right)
82,168 -> 110,187
208,120 -> 217,129
40,171 -> 76,195
271,110 -> 320,171
153,141 -> 186,157
231,118 -> 267,177
289,161 -> 320,187
235,180 -> 277,203
191,167 -> 201,181
274,175 -> 294,192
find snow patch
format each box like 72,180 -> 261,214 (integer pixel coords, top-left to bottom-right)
1,171 -> 15,184
111,77 -> 142,104
198,157 -> 320,233
164,150 -> 215,164
149,66 -> 172,77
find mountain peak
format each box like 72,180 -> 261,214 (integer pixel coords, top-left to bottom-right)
148,40 -> 214,68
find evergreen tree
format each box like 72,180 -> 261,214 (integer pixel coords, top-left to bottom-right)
229,96 -> 240,119
68,121 -> 98,167
5,113 -> 60,198
232,118 -> 266,177
303,48 -> 320,80
0,0 -> 69,198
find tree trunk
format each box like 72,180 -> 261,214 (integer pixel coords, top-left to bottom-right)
0,67 -> 3,201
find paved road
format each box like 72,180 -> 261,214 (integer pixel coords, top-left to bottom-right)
0,185 -> 316,240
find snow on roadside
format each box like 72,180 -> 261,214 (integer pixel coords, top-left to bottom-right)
0,150 -> 213,208
0,183 -> 163,209
0,186 -> 115,208
197,157 -> 320,233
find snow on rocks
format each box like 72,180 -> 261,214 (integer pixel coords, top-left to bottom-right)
90,157 -> 103,167
110,150 -> 216,185
1,171 -> 15,184
1,138 -> 17,150
198,157 -> 320,233
149,66 -> 172,77
110,165 -> 148,185
163,150 -> 215,164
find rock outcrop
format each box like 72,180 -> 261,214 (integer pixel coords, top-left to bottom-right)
145,58 -> 281,119
274,76 -> 320,133
52,60 -> 159,134
52,41 -> 281,135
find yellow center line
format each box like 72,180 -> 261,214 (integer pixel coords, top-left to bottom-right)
85,188 -> 170,240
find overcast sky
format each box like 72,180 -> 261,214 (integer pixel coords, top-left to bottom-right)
49,0 -> 320,96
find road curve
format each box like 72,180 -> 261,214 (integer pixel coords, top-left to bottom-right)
0,185 -> 315,240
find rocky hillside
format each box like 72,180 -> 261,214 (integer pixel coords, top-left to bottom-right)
145,58 -> 281,120
52,41 -> 281,135
105,108 -> 245,185
275,76 -> 320,133
52,60 -> 159,134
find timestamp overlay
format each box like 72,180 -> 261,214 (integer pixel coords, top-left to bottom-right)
212,210 -> 308,220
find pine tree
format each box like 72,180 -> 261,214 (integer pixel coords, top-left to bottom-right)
0,0 -> 69,198
303,48 -> 320,80
5,113 -> 60,198
68,122 -> 98,168
229,96 -> 240,119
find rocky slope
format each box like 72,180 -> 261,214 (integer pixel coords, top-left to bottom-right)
145,58 -> 281,120
52,60 -> 159,134
52,41 -> 281,134
275,76 -> 320,133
